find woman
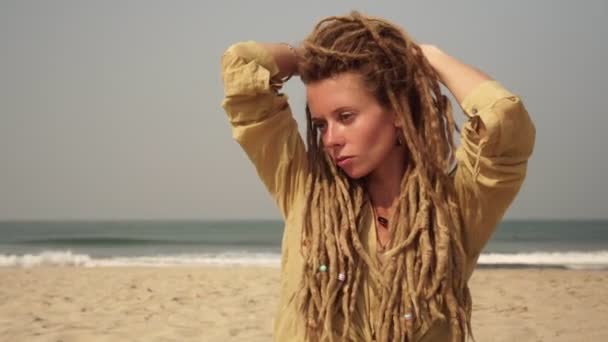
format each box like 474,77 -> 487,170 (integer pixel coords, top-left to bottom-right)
221,11 -> 535,342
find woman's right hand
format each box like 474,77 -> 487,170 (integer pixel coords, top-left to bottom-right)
260,43 -> 301,81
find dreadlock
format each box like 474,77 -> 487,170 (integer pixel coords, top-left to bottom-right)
297,11 -> 473,342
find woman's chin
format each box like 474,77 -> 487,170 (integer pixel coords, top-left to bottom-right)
340,167 -> 367,180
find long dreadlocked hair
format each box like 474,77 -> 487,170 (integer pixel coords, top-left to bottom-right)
296,12 -> 473,342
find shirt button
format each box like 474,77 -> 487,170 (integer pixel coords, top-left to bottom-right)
471,107 -> 478,115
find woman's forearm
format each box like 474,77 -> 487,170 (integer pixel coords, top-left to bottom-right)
420,44 -> 492,105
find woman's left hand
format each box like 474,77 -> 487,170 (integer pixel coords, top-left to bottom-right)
417,44 -> 443,73
414,43 -> 492,103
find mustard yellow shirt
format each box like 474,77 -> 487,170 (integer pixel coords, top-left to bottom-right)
220,41 -> 536,341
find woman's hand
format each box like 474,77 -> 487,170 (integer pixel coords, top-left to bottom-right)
415,43 -> 492,105
418,44 -> 443,66
261,43 -> 300,80
416,43 -> 444,82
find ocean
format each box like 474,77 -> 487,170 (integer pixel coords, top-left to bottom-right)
0,220 -> 607,269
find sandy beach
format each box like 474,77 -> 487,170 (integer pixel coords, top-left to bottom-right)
0,267 -> 606,342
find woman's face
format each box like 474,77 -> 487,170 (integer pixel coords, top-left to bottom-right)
306,72 -> 402,179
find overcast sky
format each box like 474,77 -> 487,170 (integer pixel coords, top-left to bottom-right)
1,1 -> 606,220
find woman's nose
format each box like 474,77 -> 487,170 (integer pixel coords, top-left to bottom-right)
323,124 -> 344,149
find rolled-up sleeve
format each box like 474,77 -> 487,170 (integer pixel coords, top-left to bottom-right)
221,41 -> 308,219
454,81 -> 536,270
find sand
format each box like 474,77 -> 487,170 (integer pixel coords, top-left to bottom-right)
0,267 -> 606,342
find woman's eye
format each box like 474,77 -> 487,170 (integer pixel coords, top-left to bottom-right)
339,112 -> 354,122
313,122 -> 326,132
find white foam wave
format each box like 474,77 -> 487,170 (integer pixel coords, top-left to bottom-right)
2,250 -> 608,269
0,250 -> 281,268
478,251 -> 608,269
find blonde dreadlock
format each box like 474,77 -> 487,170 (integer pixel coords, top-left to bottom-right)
297,12 -> 474,342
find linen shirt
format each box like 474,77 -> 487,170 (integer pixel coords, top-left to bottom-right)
221,41 -> 536,341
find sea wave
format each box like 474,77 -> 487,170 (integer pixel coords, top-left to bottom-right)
1,250 -> 608,269
478,251 -> 608,269
0,250 -> 281,268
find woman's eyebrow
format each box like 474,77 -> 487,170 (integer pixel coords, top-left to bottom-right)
309,106 -> 356,121
331,106 -> 355,115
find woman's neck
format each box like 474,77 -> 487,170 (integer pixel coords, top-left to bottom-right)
365,147 -> 407,211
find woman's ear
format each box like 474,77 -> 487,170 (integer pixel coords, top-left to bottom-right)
392,111 -> 403,128
392,101 -> 412,128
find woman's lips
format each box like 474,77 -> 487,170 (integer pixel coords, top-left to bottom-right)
337,156 -> 354,167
